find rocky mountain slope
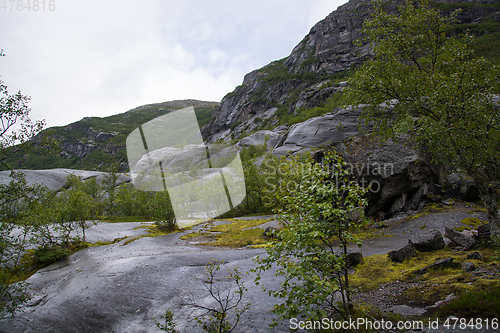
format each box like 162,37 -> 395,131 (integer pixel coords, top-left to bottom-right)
7,0 -> 499,173
4,0 -> 498,218
2,100 -> 218,172
202,0 -> 499,143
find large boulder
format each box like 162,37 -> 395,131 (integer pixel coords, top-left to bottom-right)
345,250 -> 363,268
404,184 -> 429,212
443,173 -> 479,202
409,230 -> 445,252
271,106 -> 370,157
476,223 -> 491,243
334,134 -> 439,217
388,244 -> 417,263
444,227 -> 476,250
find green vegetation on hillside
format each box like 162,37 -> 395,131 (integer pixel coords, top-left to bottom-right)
1,101 -> 218,171
345,0 -> 500,237
429,1 -> 500,63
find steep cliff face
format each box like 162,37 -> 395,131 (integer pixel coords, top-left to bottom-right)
202,0 -> 500,142
285,0 -> 373,75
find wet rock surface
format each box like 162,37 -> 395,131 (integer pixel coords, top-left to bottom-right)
0,205 -> 491,332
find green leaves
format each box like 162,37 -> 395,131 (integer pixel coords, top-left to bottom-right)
345,0 -> 500,231
254,152 -> 367,324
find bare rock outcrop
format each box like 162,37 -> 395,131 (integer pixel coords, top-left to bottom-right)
409,230 -> 446,252
444,227 -> 476,250
388,244 -> 417,263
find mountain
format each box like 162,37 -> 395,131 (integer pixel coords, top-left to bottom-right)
5,0 -> 499,172
202,0 -> 500,142
2,100 -> 218,171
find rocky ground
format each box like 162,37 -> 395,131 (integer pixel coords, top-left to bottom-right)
0,205 -> 498,333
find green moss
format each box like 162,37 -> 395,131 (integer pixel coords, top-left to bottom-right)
454,226 -> 472,232
351,254 -> 410,291
121,237 -> 140,246
454,218 -> 487,232
179,218 -> 274,247
119,224 -> 178,245
209,218 -> 274,247
408,212 -> 430,220
179,231 -> 209,240
351,248 -> 499,297
407,203 -> 452,221
460,217 -> 488,227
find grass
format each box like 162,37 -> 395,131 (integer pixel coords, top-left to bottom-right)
180,218 -> 274,247
434,287 -> 500,318
351,247 -> 500,313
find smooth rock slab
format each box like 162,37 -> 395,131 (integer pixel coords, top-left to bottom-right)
0,169 -> 131,191
0,236 -> 287,333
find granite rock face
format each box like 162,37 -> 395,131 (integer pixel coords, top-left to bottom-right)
272,106 -> 370,157
203,0 -> 499,142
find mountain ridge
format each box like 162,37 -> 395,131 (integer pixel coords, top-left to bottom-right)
202,0 -> 500,142
5,0 -> 500,171
2,99 -> 218,171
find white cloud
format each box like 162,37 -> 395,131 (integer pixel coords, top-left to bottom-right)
0,0 -> 349,128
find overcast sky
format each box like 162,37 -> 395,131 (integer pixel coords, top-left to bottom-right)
1,0 -> 348,129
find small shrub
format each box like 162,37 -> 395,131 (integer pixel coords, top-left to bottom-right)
154,308 -> 178,332
33,247 -> 71,267
435,288 -> 500,318
184,259 -> 250,333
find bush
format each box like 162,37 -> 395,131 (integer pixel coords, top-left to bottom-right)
254,152 -> 368,326
33,247 -> 71,267
435,288 -> 500,318
149,191 -> 177,231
